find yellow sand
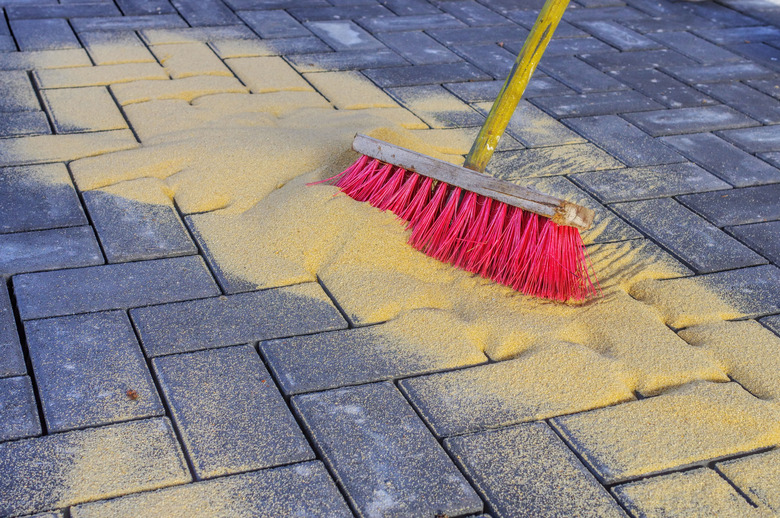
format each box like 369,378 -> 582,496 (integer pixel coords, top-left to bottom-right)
225,57 -> 314,93
718,449 -> 780,513
150,43 -> 233,79
111,77 -> 248,105
303,71 -> 397,110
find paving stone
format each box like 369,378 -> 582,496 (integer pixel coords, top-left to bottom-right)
727,42 -> 780,73
445,75 -> 574,101
680,1 -> 761,27
0,376 -> 40,441
445,423 -> 626,517
0,111 -> 50,138
611,197 -> 765,273
613,468 -> 759,517
365,61 -> 490,87
41,86 -> 127,134
13,255 -> 219,320
552,382 -> 780,484
505,10 -> 587,38
226,56 -> 315,92
0,129 -> 138,167
25,311 -> 164,433
487,143 -> 622,182
237,9 -> 310,38
0,226 -> 104,277
621,14 -> 722,34
380,0 -> 441,15
517,36 -> 616,57
759,150 -> 780,167
0,418 -> 190,517
305,70 -> 396,109
531,90 -> 662,118
153,345 -> 313,479
651,30 -> 744,64
35,63 -> 168,89
226,0 -> 328,7
131,283 -> 346,356
664,62 -> 774,84
438,0 -> 513,26
576,20 -> 661,51
624,105 -> 759,137
140,25 -> 257,45
0,49 -> 91,71
375,30 -> 461,65
389,84 -> 483,128
71,462 -> 351,517
573,162 -> 730,203
290,4 -> 393,22
112,76 -> 248,105
451,42 -> 519,79
695,25 -> 780,45
80,31 -> 156,65
70,14 -> 187,32
580,49 -> 697,71
564,115 -> 684,166
115,0 -> 178,15
286,48 -> 406,72
0,71 -> 41,112
210,36 -> 330,58
0,35 -> 16,51
564,5 -> 647,23
170,0 -> 239,26
0,283 -> 26,378
10,18 -> 80,51
305,20 -> 385,51
261,324 -> 486,395
728,221 -> 780,264
358,13 -> 465,33
717,449 -> 780,513
678,184 -> 780,227
292,382 -> 483,518
745,77 -> 780,100
719,124 -> 780,153
539,56 -> 629,93
476,100 -> 585,147
761,314 -> 780,335
428,25 -> 528,45
151,42 -> 233,79
6,3 -> 120,19
608,67 -> 716,109
661,132 -> 780,187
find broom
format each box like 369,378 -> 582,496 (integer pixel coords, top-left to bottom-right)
316,0 -> 598,302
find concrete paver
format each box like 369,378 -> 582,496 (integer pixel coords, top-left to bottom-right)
0,226 -> 104,277
717,449 -> 780,513
0,376 -> 41,442
0,282 -> 26,378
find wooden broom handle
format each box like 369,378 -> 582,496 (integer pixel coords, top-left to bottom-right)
463,0 -> 571,173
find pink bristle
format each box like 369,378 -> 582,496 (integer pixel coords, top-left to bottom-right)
385,172 -> 418,216
351,162 -> 394,202
506,212 -> 541,291
420,186 -> 462,255
338,158 -> 378,196
370,166 -> 406,210
308,155 -> 369,187
475,202 -> 508,277
456,196 -> 492,269
409,181 -> 449,249
400,176 -> 432,223
433,190 -> 477,263
489,207 -> 523,283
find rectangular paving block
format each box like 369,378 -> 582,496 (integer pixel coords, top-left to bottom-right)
6,3 -> 121,20
25,311 -> 164,433
364,61 -> 490,87
292,382 -> 483,518
476,100 -> 585,147
41,86 -> 128,134
678,184 -> 780,227
210,36 -> 330,59
622,105 -> 759,137
131,283 -> 346,356
304,70 -> 397,109
84,181 -> 196,263
306,20 -> 385,51
0,283 -> 26,378
389,84 -> 484,128
375,30 -> 461,65
261,323 -> 487,395
0,376 -> 41,442
153,345 -> 313,479
359,13 -> 465,33
663,62 -> 774,84
0,71 -> 41,112
0,130 -> 138,168
696,81 -> 780,125
564,115 -> 684,166
237,9 -> 310,38
0,226 -> 104,277
290,4 -> 393,23
35,63 -> 168,90
80,31 -> 156,65
0,418 -> 190,517
611,197 -> 766,273
71,462 -> 352,518
451,43 -> 516,79
0,111 -> 50,138
445,423 -> 626,518
531,90 -> 662,118
539,56 -> 629,93
446,75 -> 573,101
140,25 -> 257,45
728,221 -> 780,265
552,382 -> 780,484
171,0 -> 240,26
287,49 -> 407,73
439,1 -> 514,26
10,18 -> 80,51
151,42 -> 233,79
695,25 -> 780,45
427,25 -> 527,46
608,67 -> 716,109
717,449 -> 780,513
112,76 -> 248,105
0,49 -> 91,71
746,78 -> 780,100
70,14 -> 187,32
226,56 -> 313,93
378,0 -> 441,16
661,132 -> 780,187
116,0 -> 179,15
527,36 -> 616,57
654,31 -> 744,64
572,162 -> 729,203
719,124 -> 780,153
577,20 -> 662,50
13,255 -> 220,320
486,141 -> 620,178
580,49 -> 697,71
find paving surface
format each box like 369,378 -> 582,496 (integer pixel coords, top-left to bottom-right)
0,0 -> 779,516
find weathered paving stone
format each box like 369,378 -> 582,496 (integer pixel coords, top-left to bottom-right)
451,42 -> 518,79
210,36 -> 330,59
292,382 -> 483,517
760,151 -> 780,168
261,324 -> 487,395
363,61 -> 490,88
153,345 -> 313,479
10,18 -> 80,51
486,142 -> 621,177
506,10 -> 587,37
653,31 -> 744,64
357,14 -> 464,33
564,115 -> 684,166
663,62 -> 774,84
0,130 -> 139,168
445,76 -> 573,102
427,25 -> 528,46
531,90 -> 662,118
41,87 -> 128,134
678,184 -> 780,227
286,49 -> 407,72
80,31 -> 156,65
0,111 -> 50,138
445,423 -> 627,518
728,221 -> 780,264
608,67 -> 716,109
140,25 -> 257,45
611,198 -> 765,273
719,124 -> 780,153
115,0 -> 178,15
25,311 -> 164,433
475,101 -> 585,147
539,56 -> 629,94
523,36 -> 616,57
551,382 -> 780,484
0,418 -> 191,517
71,14 -> 187,32
83,185 -> 197,263
746,78 -> 780,100
171,0 -> 240,26
71,462 -> 352,518
439,0 -> 514,26
0,71 -> 40,112
375,30 -> 461,65
131,283 -> 346,356
661,133 -> 780,187
613,468 -> 759,517
695,25 -> 780,45
6,3 -> 121,20
580,49 -> 697,71
306,20 -> 385,51
729,42 -> 780,73
290,4 -> 393,23
238,9 -> 310,38
576,20 -> 661,51
34,63 -> 168,89
0,376 -> 40,442
571,162 -> 728,203
388,84 -> 484,128
717,449 -> 780,513
0,283 -> 26,378
623,105 -> 759,137
379,0 -> 441,16
0,49 -> 92,72
13,255 -> 220,320
0,226 -> 103,277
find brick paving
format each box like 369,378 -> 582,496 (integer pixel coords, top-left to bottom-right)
0,0 -> 778,516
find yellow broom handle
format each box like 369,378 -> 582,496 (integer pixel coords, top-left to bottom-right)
463,0 -> 570,173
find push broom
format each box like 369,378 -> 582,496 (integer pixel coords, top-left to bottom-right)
316,0 -> 598,302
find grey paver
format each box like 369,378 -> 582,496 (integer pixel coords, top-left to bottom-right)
13,255 -> 220,320
0,418 -> 190,517
612,197 -> 766,273
290,4 -> 393,22
25,311 -> 164,433
306,20 -> 385,51
623,105 -> 759,137
651,30 -> 744,64
115,0 -> 178,15
487,143 -> 622,179
71,462 -> 352,518
661,132 -> 780,187
41,87 -> 128,134
446,423 -> 626,518
439,0 -> 514,26
478,100 -> 585,147
140,25 -> 257,45
261,325 -> 487,395
728,221 -> 780,264
727,42 -> 780,73
71,14 -> 187,32
719,124 -> 780,153
292,382 -> 483,518
153,345 -> 313,479
622,14 -> 721,34
287,49 -> 407,73
363,61 -> 490,87
760,151 -> 780,167
577,20 -> 661,51
445,75 -> 573,102
681,1 -> 761,26
83,189 -> 197,263
664,62 -> 774,84
695,25 -> 780,45
746,77 -> 780,100
572,162 -> 731,203
678,184 -> 780,227
506,10 -> 587,38
531,90 -> 662,118
539,56 -> 629,93
211,36 -> 330,59
580,49 -> 697,71
524,36 -> 616,57
451,43 -> 517,79
380,0 -> 441,16
375,30 -> 461,65
0,49 -> 92,72
357,14 -> 465,33
131,283 -> 346,356
0,110 -> 50,138
428,25 -> 528,46
0,163 -> 87,234
389,84 -> 484,128
0,283 -> 26,378
564,115 -> 684,166
717,449 -> 780,513
0,226 -> 104,277
0,71 -> 46,111
171,0 -> 240,26
608,67 -> 716,109
238,9 -> 310,38
10,18 -> 80,51
6,3 -> 121,20
0,376 -> 41,442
